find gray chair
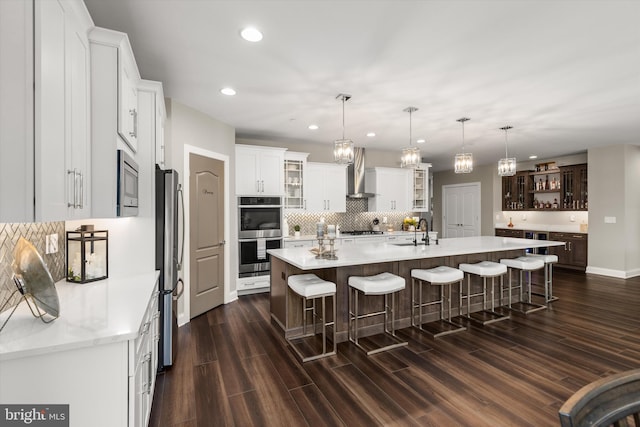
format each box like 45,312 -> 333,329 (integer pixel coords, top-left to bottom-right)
558,368 -> 640,427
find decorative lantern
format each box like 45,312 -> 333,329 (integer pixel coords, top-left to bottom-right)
66,227 -> 108,283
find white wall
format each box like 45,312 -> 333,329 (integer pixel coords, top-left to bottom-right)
587,144 -> 640,278
165,99 -> 236,325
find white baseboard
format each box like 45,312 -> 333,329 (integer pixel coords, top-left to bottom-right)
586,266 -> 640,279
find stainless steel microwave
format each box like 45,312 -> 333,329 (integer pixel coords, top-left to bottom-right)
117,149 -> 139,216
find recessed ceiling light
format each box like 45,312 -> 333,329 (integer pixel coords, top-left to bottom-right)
240,27 -> 263,42
416,139 -> 425,144
366,132 -> 376,137
529,155 -> 538,159
220,87 -> 236,96
308,124 -> 319,130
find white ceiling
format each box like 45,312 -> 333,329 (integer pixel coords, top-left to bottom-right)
83,0 -> 640,171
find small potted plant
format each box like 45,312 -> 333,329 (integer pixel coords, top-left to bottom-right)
293,225 -> 301,238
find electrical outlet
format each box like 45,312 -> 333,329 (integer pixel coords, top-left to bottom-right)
604,216 -> 617,224
45,233 -> 58,254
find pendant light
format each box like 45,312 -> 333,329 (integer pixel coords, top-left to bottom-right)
454,117 -> 472,173
333,94 -> 354,164
498,125 -> 517,177
401,107 -> 420,168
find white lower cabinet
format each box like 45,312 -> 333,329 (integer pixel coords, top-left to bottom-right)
0,280 -> 160,427
283,239 -> 315,248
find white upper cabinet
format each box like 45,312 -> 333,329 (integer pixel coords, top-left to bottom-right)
284,151 -> 309,211
365,167 -> 411,212
235,145 -> 286,196
89,27 -> 143,218
0,0 -> 92,222
412,163 -> 431,212
305,162 -> 347,213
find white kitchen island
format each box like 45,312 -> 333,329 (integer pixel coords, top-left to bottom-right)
268,236 -> 565,343
0,271 -> 160,427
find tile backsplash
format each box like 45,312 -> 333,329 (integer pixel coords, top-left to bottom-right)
0,222 -> 66,310
284,198 -> 428,236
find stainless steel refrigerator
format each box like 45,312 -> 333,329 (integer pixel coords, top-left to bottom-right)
155,165 -> 183,370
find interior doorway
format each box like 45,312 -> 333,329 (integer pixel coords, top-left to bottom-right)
189,152 -> 225,318
442,182 -> 481,238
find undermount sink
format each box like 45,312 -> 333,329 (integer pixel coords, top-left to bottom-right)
391,242 -> 418,246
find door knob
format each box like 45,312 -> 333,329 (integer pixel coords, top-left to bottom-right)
219,240 -> 226,245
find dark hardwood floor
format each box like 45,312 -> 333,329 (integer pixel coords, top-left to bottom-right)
149,269 -> 640,426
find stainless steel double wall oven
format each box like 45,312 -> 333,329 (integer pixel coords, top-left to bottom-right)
238,197 -> 282,278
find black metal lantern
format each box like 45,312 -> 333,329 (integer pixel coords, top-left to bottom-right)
66,228 -> 108,283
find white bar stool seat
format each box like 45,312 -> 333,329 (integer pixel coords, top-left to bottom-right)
411,266 -> 466,338
348,272 -> 407,355
526,253 -> 559,303
287,274 -> 336,362
458,261 -> 510,325
500,257 -> 546,314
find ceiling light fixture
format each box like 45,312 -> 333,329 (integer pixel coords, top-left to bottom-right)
366,132 -> 376,137
454,117 -> 473,174
308,124 -> 319,130
220,87 -> 236,96
240,27 -> 263,42
498,125 -> 516,177
401,107 -> 420,168
529,155 -> 538,160
333,94 -> 354,165
417,139 -> 426,144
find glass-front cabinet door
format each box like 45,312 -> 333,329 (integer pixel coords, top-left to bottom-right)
283,151 -> 309,211
412,163 -> 431,212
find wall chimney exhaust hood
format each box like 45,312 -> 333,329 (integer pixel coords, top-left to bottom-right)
347,147 -> 374,198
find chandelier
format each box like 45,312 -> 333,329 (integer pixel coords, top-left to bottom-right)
454,117 -> 472,173
498,125 -> 516,177
333,94 -> 354,164
401,107 -> 420,168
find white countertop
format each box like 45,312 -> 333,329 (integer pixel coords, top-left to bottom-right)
495,223 -> 587,233
269,236 -> 565,271
0,271 -> 159,361
283,230 -> 417,241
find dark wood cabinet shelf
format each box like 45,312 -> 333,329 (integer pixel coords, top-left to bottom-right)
502,163 -> 587,211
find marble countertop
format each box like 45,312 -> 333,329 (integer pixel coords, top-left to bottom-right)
495,223 -> 587,233
269,235 -> 565,271
283,230 -> 418,241
0,271 -> 159,361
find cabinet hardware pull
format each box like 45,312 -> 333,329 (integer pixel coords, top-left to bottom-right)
129,109 -> 137,138
78,172 -> 83,209
256,180 -> 260,192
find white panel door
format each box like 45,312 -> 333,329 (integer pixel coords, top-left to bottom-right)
442,183 -> 481,238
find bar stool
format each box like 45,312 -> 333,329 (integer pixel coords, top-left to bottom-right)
526,253 -> 559,303
499,257 -> 546,314
348,272 -> 407,355
458,261 -> 510,325
287,274 -> 336,362
411,266 -> 466,338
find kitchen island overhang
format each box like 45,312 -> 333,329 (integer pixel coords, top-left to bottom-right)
268,236 -> 566,344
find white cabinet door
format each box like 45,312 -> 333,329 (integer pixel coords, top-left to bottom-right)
0,0 -> 91,222
235,145 -> 285,196
118,39 -> 140,152
34,0 -> 67,221
305,162 -> 347,212
365,167 -> 411,212
259,150 -> 284,195
236,147 -> 261,194
324,164 -> 347,212
0,0 -> 34,222
65,0 -> 91,219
